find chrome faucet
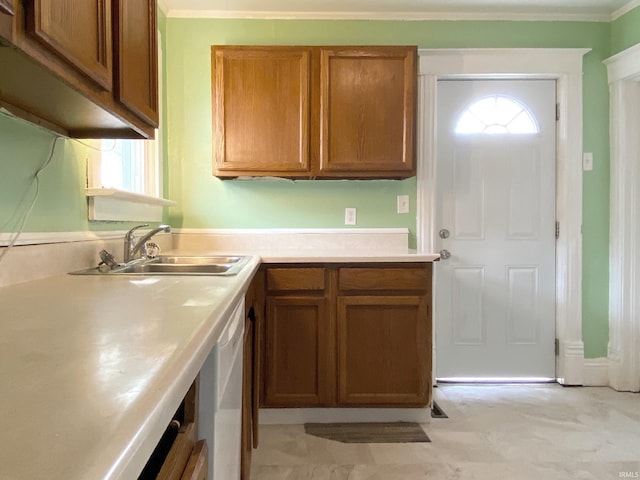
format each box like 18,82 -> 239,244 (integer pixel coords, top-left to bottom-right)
124,224 -> 171,263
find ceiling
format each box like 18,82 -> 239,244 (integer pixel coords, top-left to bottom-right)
160,0 -> 636,21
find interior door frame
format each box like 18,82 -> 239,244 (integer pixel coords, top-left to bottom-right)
416,48 -> 590,386
604,43 -> 640,392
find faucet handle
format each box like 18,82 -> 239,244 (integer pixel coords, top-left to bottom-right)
129,224 -> 150,234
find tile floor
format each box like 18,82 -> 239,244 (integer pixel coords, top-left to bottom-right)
251,384 -> 640,479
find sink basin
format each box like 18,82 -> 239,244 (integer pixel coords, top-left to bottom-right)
151,256 -> 244,265
70,255 -> 250,276
118,263 -> 234,275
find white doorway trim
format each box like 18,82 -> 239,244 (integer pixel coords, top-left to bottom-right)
604,43 -> 640,392
416,48 -> 590,385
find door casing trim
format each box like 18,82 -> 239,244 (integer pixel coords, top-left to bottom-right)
416,48 -> 590,385
604,43 -> 640,392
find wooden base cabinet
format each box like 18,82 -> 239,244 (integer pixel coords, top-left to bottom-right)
259,263 -> 432,409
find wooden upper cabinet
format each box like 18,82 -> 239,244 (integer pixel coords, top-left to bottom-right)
113,0 -> 158,126
0,0 -> 15,16
0,0 -> 156,138
212,47 -> 311,176
319,47 -> 417,177
25,0 -> 113,91
211,45 -> 417,179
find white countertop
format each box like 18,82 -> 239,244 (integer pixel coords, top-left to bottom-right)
0,256 -> 260,480
0,249 -> 438,480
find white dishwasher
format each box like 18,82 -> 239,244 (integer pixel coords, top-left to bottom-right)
198,300 -> 245,480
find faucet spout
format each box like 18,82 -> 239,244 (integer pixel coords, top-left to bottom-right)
124,224 -> 171,263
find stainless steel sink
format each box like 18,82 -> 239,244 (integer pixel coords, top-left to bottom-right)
70,255 -> 250,276
151,256 -> 244,265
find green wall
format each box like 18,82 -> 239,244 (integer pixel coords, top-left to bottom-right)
611,6 -> 640,54
0,9 -> 170,235
165,18 -> 611,357
0,116 -> 88,233
1,12 -> 634,359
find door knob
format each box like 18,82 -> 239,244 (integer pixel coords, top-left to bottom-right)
439,249 -> 451,260
439,228 -> 450,239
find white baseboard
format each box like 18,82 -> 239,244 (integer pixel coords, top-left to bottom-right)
583,357 -> 609,386
259,407 -> 431,425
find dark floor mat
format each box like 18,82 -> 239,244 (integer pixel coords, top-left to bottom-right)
304,422 -> 430,443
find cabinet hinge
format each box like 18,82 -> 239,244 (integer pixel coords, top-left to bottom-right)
555,221 -> 560,239
555,338 -> 560,356
556,103 -> 560,121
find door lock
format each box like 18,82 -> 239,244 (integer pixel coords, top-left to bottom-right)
439,228 -> 450,239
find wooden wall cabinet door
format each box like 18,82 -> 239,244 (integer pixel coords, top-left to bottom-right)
318,47 -> 416,178
212,47 -> 311,177
0,0 -> 15,15
336,295 -> 430,406
113,0 -> 158,126
25,0 -> 113,90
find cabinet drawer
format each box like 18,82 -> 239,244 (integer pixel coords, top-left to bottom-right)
181,439 -> 208,480
338,266 -> 429,292
266,268 -> 325,292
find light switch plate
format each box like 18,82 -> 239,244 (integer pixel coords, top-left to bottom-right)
397,195 -> 409,214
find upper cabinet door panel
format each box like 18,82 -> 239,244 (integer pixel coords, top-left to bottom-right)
0,0 -> 15,15
319,47 -> 416,176
212,47 -> 311,175
113,0 -> 158,126
25,0 -> 113,90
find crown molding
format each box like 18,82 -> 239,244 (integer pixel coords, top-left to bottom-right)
164,8 -> 611,22
157,0 -> 169,15
611,0 -> 640,20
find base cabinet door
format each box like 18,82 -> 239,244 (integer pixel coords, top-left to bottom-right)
336,295 -> 430,406
263,296 -> 332,406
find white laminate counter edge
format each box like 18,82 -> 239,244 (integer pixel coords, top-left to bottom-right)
114,257 -> 261,480
0,256 -> 261,480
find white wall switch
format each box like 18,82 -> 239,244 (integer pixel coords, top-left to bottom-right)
345,207 -> 357,225
397,195 -> 409,214
583,152 -> 594,171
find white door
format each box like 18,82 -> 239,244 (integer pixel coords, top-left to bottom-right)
435,79 -> 556,380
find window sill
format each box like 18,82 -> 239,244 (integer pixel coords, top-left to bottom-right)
86,188 -> 177,222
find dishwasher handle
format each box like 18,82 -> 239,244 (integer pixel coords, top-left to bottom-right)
217,301 -> 244,349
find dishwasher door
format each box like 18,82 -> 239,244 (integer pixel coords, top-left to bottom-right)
198,300 -> 245,480
213,300 -> 244,480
